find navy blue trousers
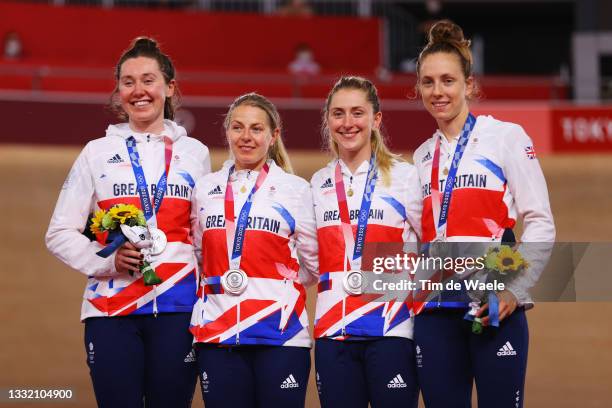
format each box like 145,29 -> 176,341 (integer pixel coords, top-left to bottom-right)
315,337 -> 419,408
414,308 -> 529,408
195,344 -> 311,408
84,313 -> 197,408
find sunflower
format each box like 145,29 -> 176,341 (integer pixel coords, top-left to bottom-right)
89,209 -> 107,234
108,204 -> 142,225
494,245 -> 529,274
484,247 -> 499,270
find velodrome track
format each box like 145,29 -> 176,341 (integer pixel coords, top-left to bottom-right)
0,145 -> 611,407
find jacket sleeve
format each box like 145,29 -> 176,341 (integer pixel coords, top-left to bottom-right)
501,125 -> 556,306
190,144 -> 211,271
294,182 -> 319,287
190,181 -> 204,270
404,164 -> 423,242
45,143 -> 118,277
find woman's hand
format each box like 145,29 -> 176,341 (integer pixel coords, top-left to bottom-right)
475,290 -> 518,326
114,242 -> 143,275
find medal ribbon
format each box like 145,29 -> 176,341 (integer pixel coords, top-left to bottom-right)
334,155 -> 378,270
224,162 -> 270,270
97,135 -> 173,258
430,113 -> 476,240
126,135 -> 173,222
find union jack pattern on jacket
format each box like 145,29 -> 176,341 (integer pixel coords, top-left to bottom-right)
189,161 -> 319,347
46,120 -> 211,320
412,115 -> 555,307
311,159 -> 422,340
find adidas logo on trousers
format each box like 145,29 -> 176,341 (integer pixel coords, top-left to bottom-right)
387,374 -> 407,388
281,374 -> 299,389
497,341 -> 517,356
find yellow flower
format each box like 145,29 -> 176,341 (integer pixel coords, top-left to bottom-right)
89,209 -> 107,234
108,204 -> 142,225
494,246 -> 528,274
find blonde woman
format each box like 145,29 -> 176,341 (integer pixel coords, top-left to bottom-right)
311,76 -> 422,408
189,93 -> 318,407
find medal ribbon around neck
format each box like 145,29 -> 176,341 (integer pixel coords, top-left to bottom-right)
224,162 -> 271,270
96,135 -> 172,258
430,113 -> 476,241
334,155 -> 378,270
126,135 -> 173,224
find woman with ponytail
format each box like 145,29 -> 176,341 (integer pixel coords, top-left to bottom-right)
412,20 -> 555,407
311,76 -> 422,407
46,37 -> 211,407
189,93 -> 318,407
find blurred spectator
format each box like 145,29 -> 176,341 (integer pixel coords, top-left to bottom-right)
419,0 -> 445,38
3,31 -> 23,60
277,0 -> 314,17
288,43 -> 320,76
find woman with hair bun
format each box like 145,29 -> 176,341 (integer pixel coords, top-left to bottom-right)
189,93 -> 319,408
412,20 -> 555,407
311,76 -> 422,408
46,37 -> 211,407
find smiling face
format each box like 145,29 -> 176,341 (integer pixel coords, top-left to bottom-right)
327,88 -> 381,162
226,104 -> 278,171
418,51 -> 473,132
118,56 -> 175,134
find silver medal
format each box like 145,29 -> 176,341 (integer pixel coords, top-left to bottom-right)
428,236 -> 450,260
343,270 -> 365,296
148,227 -> 167,256
221,269 -> 248,295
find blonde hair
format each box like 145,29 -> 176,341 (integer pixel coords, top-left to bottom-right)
224,93 -> 294,174
322,76 -> 401,185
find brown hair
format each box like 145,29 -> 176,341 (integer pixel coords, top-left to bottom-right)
110,37 -> 180,121
322,76 -> 401,185
224,93 -> 294,174
416,20 -> 474,85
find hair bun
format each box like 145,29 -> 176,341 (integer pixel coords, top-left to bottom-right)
428,20 -> 470,48
132,37 -> 159,51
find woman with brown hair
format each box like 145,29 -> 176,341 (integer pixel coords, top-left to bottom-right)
46,37 -> 211,407
412,20 -> 555,407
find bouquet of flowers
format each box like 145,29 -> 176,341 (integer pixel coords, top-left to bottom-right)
90,204 -> 162,286
466,244 -> 529,334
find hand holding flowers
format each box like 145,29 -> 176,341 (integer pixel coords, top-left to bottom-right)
90,204 -> 163,286
466,245 -> 529,334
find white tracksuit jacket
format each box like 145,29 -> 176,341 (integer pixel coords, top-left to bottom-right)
189,160 -> 319,347
46,120 -> 211,320
413,114 -> 556,307
311,159 -> 422,340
